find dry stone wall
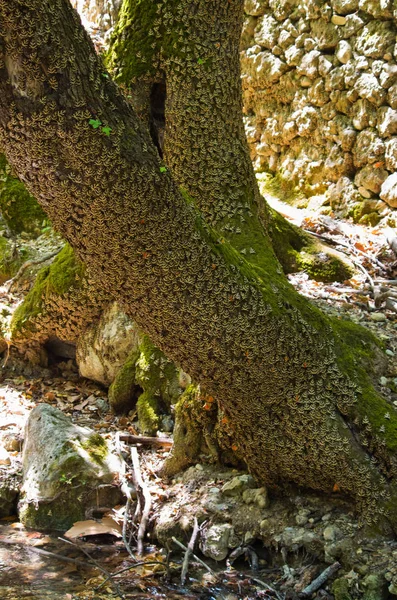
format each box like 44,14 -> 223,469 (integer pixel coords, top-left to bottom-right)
241,0 -> 397,220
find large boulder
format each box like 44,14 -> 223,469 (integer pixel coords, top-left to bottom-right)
76,302 -> 141,386
18,404 -> 122,530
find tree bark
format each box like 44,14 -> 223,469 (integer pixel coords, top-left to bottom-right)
1,0 -> 397,528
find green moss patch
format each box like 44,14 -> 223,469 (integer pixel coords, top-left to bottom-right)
0,154 -> 47,235
11,243 -> 84,335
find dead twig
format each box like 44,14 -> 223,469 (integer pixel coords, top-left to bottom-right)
119,433 -> 173,448
130,445 -> 152,556
299,561 -> 341,597
171,537 -> 214,575
250,577 -> 284,600
115,432 -> 137,562
181,517 -> 200,585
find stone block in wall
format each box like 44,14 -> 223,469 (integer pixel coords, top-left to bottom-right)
352,99 -> 377,130
335,40 -> 352,63
311,19 -> 342,50
354,164 -> 389,194
254,14 -> 280,48
353,129 -> 385,167
387,83 -> 397,109
356,73 -> 386,106
379,64 -> 397,89
343,13 -> 365,38
358,0 -> 393,19
269,0 -> 299,21
330,0 -> 359,14
355,21 -> 395,59
245,0 -> 269,16
380,173 -> 397,208
297,50 -> 321,79
308,79 -> 330,106
385,138 -> 397,170
377,107 -> 397,137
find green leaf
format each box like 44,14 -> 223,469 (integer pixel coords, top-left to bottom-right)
101,126 -> 112,136
89,118 -> 102,129
159,166 -> 167,173
197,58 -> 204,65
102,72 -> 109,79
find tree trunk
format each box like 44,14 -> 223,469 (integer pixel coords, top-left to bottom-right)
1,0 -> 397,529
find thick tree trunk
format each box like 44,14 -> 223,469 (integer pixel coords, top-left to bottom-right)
1,0 -> 397,528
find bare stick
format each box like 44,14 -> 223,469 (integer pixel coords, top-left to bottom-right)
300,561 -> 341,597
130,445 -> 152,556
250,577 -> 284,600
119,433 -> 173,448
181,517 -> 200,585
171,537 -> 214,575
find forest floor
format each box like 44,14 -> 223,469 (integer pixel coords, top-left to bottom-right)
0,192 -> 397,599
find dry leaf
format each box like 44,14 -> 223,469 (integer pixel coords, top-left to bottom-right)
65,517 -> 122,539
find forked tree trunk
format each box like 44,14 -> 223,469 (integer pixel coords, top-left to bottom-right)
0,0 -> 397,529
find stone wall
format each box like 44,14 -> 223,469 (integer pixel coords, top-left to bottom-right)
241,0 -> 397,220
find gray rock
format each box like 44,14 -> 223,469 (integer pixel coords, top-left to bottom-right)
18,404 -> 122,530
380,173 -> 397,208
343,13 -> 365,38
285,45 -> 304,66
200,523 -> 234,561
76,303 -> 141,386
242,487 -> 269,508
0,473 -> 19,517
222,474 -> 256,497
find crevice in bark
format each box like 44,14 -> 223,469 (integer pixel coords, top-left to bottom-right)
149,80 -> 166,158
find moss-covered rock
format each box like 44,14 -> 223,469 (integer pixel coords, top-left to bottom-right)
19,404 -> 122,531
0,154 -> 47,235
332,577 -> 353,600
0,235 -> 29,284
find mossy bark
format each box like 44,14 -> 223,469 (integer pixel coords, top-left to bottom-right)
1,0 -> 397,529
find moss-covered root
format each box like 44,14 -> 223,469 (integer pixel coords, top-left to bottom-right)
0,153 -> 46,235
10,243 -> 106,352
108,349 -> 140,413
109,335 -> 182,435
162,385 -> 243,477
266,206 -> 353,282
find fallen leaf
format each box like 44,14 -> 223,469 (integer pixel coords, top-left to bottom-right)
65,517 -> 123,539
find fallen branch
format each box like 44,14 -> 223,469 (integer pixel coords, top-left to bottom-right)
181,517 -> 200,585
130,445 -> 152,556
171,537 -> 214,575
119,433 -> 173,448
300,561 -> 341,598
115,431 -> 137,562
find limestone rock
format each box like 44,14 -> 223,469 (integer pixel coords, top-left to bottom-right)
353,129 -> 385,168
354,165 -> 389,194
358,0 -> 393,19
330,0 -> 359,14
385,138 -> 397,170
245,0 -> 268,16
242,486 -> 269,508
200,523 -> 234,561
356,73 -> 386,106
380,173 -> 397,208
269,0 -> 297,21
76,302 -> 141,386
0,472 -> 19,517
221,474 -> 256,497
355,21 -> 395,60
377,107 -> 397,137
336,40 -> 352,64
311,19 -> 341,50
19,404 -> 122,530
254,14 -> 279,49
297,50 -> 321,79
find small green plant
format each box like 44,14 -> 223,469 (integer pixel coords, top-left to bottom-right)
59,473 -> 77,486
160,166 -> 167,173
197,58 -> 204,65
101,126 -> 112,136
88,118 -> 102,129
